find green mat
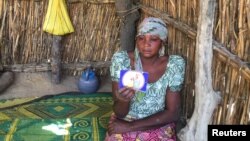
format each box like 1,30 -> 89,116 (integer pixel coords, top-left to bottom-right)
0,92 -> 113,141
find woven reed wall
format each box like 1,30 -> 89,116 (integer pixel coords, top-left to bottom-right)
139,0 -> 250,124
0,0 -> 119,75
0,0 -> 249,124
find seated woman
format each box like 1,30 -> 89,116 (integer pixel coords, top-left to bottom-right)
105,17 -> 186,141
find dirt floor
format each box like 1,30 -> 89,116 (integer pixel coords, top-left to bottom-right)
0,72 -> 112,100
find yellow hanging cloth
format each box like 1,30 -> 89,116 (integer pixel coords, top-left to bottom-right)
43,0 -> 74,35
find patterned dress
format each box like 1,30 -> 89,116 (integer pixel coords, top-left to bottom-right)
105,51 -> 185,141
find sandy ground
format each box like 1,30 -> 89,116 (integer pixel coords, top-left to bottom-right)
0,72 -> 112,100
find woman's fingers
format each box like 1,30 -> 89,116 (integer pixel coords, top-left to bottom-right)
108,119 -> 116,135
119,87 -> 135,98
108,126 -> 114,135
118,87 -> 128,94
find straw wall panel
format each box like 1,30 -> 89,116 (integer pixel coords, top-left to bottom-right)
212,52 -> 250,124
63,1 -> 120,75
214,0 -> 250,62
0,0 -> 120,76
0,0 -> 50,64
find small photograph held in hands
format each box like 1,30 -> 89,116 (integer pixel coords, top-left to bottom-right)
119,70 -> 148,92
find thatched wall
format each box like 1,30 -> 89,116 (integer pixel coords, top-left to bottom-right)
0,0 -> 119,75
0,0 -> 249,125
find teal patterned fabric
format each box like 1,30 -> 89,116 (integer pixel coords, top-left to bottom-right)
110,51 -> 185,119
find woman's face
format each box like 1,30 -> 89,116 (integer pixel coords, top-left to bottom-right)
136,34 -> 162,58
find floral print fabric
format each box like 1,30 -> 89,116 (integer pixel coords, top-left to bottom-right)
110,51 -> 185,119
105,121 -> 177,141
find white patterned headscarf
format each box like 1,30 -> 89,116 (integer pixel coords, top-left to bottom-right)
134,17 -> 168,71
137,17 -> 168,42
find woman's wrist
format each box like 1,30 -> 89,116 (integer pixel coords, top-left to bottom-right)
129,121 -> 136,132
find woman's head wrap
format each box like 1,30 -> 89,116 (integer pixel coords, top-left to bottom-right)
134,17 -> 168,71
137,17 -> 168,42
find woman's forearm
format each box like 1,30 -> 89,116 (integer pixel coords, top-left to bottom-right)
112,82 -> 135,118
130,110 -> 179,132
113,100 -> 130,118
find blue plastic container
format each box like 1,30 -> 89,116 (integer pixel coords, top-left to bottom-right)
78,68 -> 99,94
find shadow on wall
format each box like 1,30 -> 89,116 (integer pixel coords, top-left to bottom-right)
0,71 -> 15,94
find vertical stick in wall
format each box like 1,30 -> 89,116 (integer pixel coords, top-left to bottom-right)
51,35 -> 62,84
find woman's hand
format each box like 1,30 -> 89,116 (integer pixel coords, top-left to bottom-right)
115,87 -> 135,102
108,113 -> 132,135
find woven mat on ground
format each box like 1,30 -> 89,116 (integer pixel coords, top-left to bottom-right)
0,92 -> 113,141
